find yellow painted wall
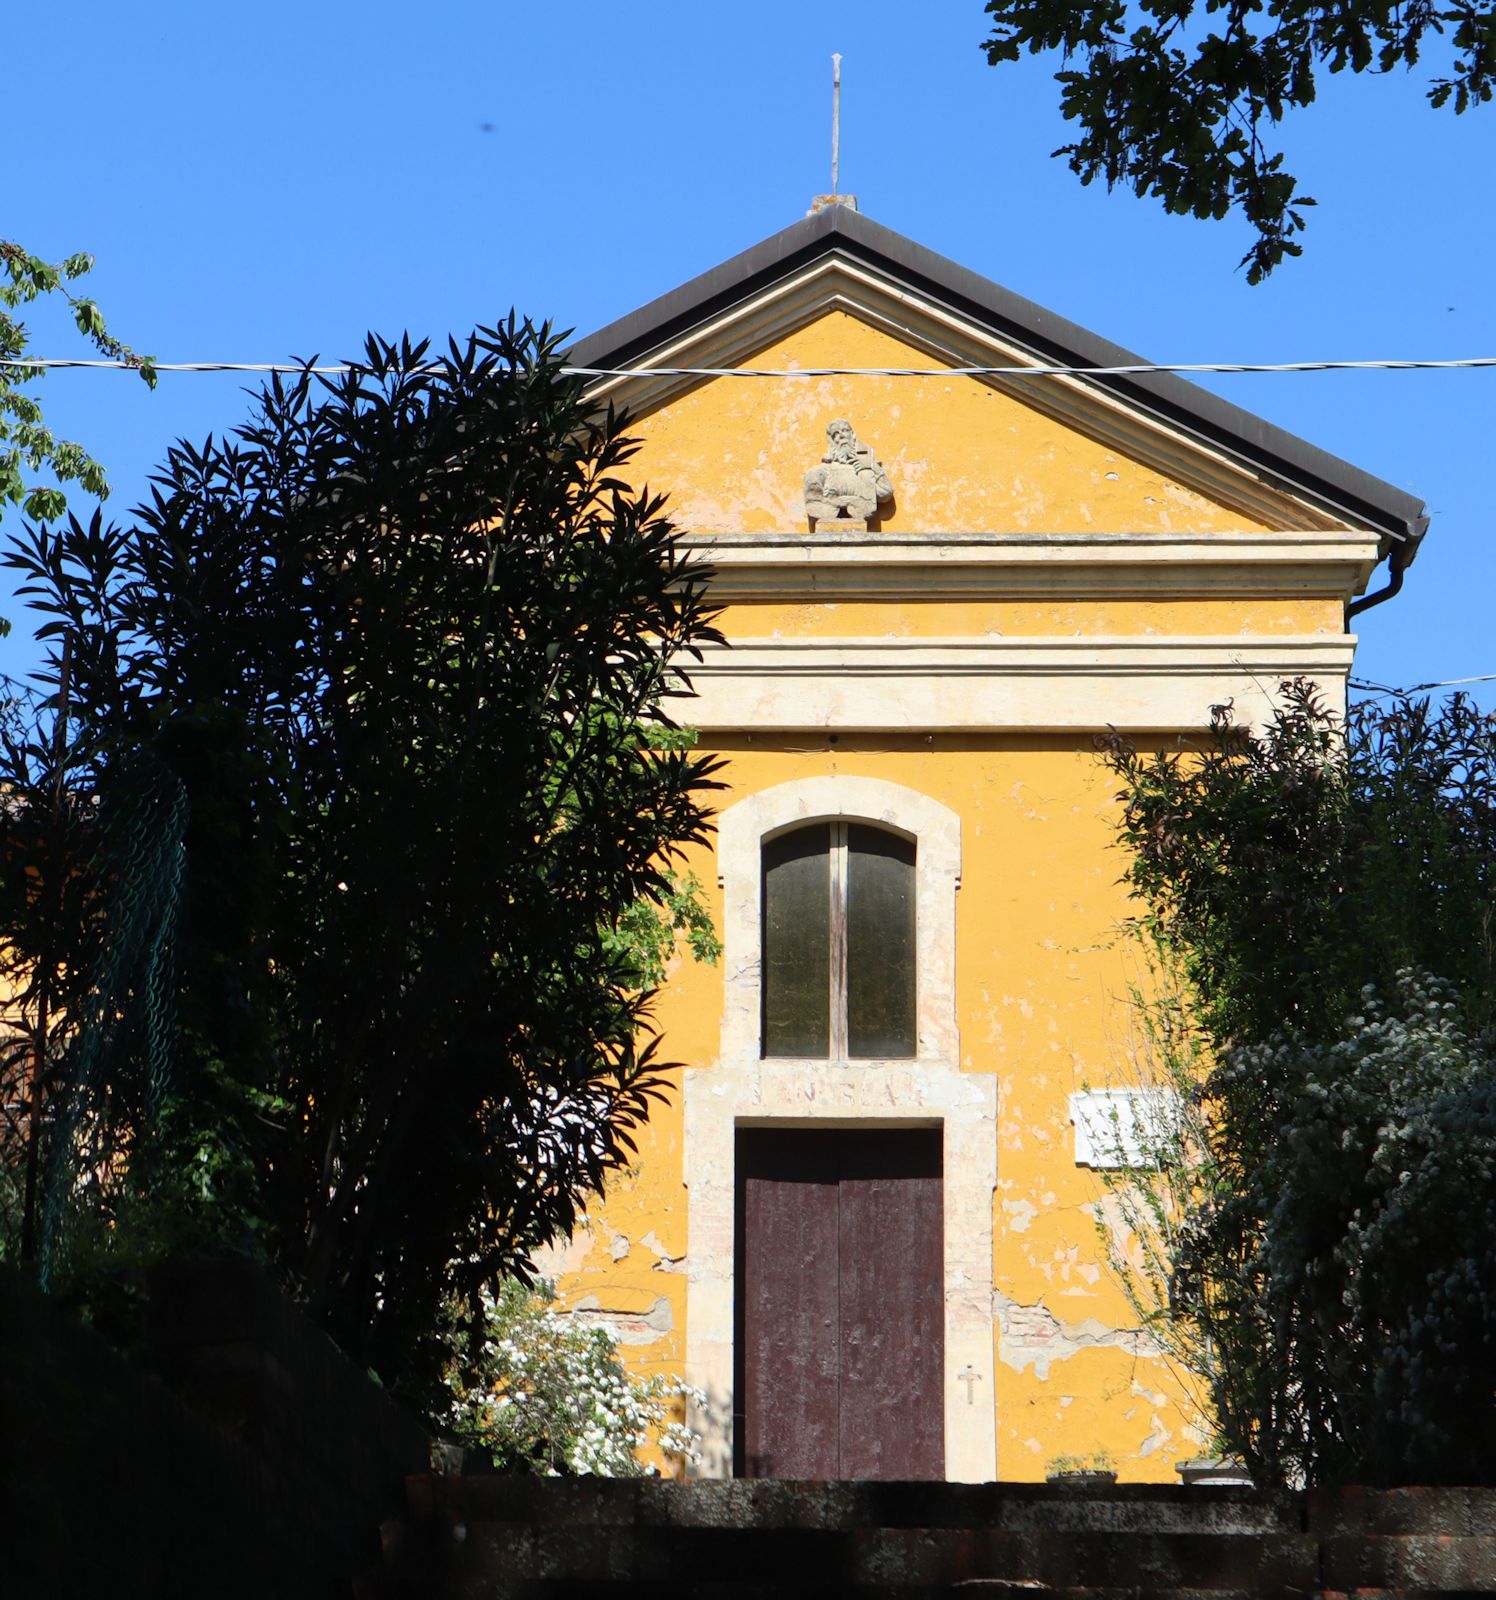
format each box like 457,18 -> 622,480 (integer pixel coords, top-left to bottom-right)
722,597 -> 1341,640
543,737 -> 1208,1479
541,303 -> 1355,1482
624,310 -> 1276,535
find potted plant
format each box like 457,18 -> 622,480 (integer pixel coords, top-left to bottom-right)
1174,1456 -> 1253,1486
1044,1452 -> 1117,1487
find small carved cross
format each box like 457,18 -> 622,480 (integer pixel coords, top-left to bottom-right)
958,1364 -> 982,1405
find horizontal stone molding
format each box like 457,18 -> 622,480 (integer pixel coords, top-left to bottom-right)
684,530 -> 1381,602
670,634 -> 1355,731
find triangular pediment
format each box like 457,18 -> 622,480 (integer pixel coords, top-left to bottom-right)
571,210 -> 1425,548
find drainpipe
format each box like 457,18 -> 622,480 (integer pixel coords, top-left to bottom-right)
1347,514 -> 1430,621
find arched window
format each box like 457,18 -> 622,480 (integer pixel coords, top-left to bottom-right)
761,822 -> 916,1059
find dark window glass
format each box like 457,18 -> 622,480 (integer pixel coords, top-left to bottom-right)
761,820 -> 917,1060
846,824 -> 917,1057
762,824 -> 831,1057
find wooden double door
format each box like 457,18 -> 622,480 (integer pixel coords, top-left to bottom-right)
733,1126 -> 945,1480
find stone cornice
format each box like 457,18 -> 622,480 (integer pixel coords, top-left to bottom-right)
682,530 -> 1380,601
668,634 -> 1356,732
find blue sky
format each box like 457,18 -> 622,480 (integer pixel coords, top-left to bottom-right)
6,1 -> 1494,707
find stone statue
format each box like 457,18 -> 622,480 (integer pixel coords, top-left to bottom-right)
802,419 -> 892,525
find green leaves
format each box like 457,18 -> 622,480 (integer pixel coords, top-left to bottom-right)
981,0 -> 1492,278
602,868 -> 722,992
1100,688 -> 1496,1482
0,240 -> 156,544
71,300 -> 103,340
3,318 -> 724,1406
1100,683 -> 1496,1044
1202,974 -> 1496,1483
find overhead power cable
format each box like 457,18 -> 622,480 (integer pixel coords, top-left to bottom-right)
571,358 -> 1496,379
1349,673 -> 1496,698
4,356 -> 1496,379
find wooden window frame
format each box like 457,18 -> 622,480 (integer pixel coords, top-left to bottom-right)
827,821 -> 850,1059
761,821 -> 916,1060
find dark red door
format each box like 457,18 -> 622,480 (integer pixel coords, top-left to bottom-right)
735,1126 -> 944,1479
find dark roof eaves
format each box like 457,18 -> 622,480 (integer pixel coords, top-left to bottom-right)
566,208 -> 844,371
569,207 -> 1425,545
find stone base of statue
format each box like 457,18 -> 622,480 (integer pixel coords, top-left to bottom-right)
806,508 -> 869,532
804,488 -> 880,525
806,499 -> 876,531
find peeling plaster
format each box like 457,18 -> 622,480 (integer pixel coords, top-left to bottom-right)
569,1294 -> 675,1346
639,1231 -> 686,1270
1137,1416 -> 1173,1457
530,1228 -> 592,1280
1002,1197 -> 1038,1234
994,1290 -> 1154,1380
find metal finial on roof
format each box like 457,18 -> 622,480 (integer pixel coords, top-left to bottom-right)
808,54 -> 858,216
831,52 -> 841,197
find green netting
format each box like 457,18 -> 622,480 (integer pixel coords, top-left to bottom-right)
36,752 -> 187,1289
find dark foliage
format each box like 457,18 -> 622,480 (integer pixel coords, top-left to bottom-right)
1,320 -> 724,1403
1184,972 -> 1496,1484
1100,685 -> 1496,1484
1099,681 -> 1496,1046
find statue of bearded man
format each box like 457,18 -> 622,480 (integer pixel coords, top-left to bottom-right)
803,419 -> 893,524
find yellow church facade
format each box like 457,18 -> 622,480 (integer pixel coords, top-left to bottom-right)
537,207 -> 1426,1483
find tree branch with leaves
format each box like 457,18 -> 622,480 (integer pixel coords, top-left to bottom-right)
0,241 -> 156,544
981,0 -> 1496,280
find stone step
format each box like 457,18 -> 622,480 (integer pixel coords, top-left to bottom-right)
1319,1532 -> 1496,1591
441,1521 -> 1317,1591
443,1584 -> 1301,1600
432,1475 -> 1296,1536
386,1476 -> 1496,1598
1306,1484 -> 1496,1537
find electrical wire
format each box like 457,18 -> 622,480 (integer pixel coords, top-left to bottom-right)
570,358 -> 1496,379
1349,673 -> 1496,699
3,356 -> 1496,379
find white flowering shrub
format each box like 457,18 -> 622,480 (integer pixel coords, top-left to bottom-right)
443,1278 -> 702,1476
1182,970 -> 1496,1484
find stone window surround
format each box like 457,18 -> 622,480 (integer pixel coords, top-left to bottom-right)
716,775 -> 962,1069
684,775 -> 998,1482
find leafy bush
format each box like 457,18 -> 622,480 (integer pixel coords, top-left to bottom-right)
1,320 -> 724,1407
1099,687 -> 1496,1486
443,1278 -> 701,1476
1100,683 -> 1496,1047
1193,971 -> 1496,1484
